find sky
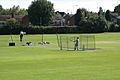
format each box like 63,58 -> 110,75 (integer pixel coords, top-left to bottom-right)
0,0 -> 120,14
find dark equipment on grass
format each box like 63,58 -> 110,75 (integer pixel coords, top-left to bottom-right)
9,42 -> 15,46
26,42 -> 32,46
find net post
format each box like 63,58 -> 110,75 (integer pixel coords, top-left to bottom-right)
87,35 -> 88,50
60,36 -> 62,50
94,35 -> 96,50
67,36 -> 69,50
80,35 -> 82,49
56,34 -> 60,47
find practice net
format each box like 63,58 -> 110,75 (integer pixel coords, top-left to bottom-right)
59,35 -> 96,50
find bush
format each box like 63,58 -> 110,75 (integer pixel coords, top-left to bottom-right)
108,23 -> 120,32
0,25 -> 77,35
1,19 -> 120,35
77,17 -> 106,33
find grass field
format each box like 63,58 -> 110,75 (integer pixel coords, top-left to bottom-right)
0,33 -> 120,80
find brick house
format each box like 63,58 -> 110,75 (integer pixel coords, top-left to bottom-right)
64,13 -> 75,26
0,15 -> 29,27
21,15 -> 29,27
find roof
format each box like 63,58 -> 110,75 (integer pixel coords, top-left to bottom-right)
53,12 -> 63,20
55,11 -> 66,17
111,13 -> 120,20
117,16 -> 120,19
111,13 -> 118,17
0,15 -> 24,21
64,14 -> 74,19
88,12 -> 98,17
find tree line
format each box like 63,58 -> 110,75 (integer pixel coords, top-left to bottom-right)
74,5 -> 120,33
27,0 -> 120,33
0,0 -> 120,34
0,5 -> 27,15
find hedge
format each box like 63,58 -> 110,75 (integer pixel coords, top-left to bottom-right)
0,24 -> 120,35
0,25 -> 77,35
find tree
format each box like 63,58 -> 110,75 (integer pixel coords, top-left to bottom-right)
6,18 -> 17,26
74,8 -> 88,26
10,5 -> 20,15
0,5 -> 27,15
98,7 -> 103,17
79,8 -> 88,18
109,23 -> 119,32
74,8 -> 83,26
78,17 -> 106,33
105,10 -> 111,21
0,5 -> 2,11
114,4 -> 120,15
28,0 -> 54,26
0,5 -> 3,14
17,8 -> 28,15
9,5 -> 27,15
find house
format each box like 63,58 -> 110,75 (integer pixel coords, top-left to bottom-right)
64,13 -> 75,26
21,15 -> 29,27
55,11 -> 66,17
53,12 -> 76,26
110,12 -> 120,24
111,13 -> 118,23
0,15 -> 11,25
0,15 -> 29,27
116,16 -> 120,23
52,12 -> 65,26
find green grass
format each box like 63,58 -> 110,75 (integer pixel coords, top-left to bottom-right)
0,33 -> 120,80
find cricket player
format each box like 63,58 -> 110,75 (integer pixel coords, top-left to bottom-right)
74,37 -> 79,50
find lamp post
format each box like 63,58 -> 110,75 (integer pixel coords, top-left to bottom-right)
117,0 -> 120,4
73,5 -> 78,14
40,17 -> 44,42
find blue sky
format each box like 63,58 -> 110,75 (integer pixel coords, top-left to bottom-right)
0,0 -> 120,13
